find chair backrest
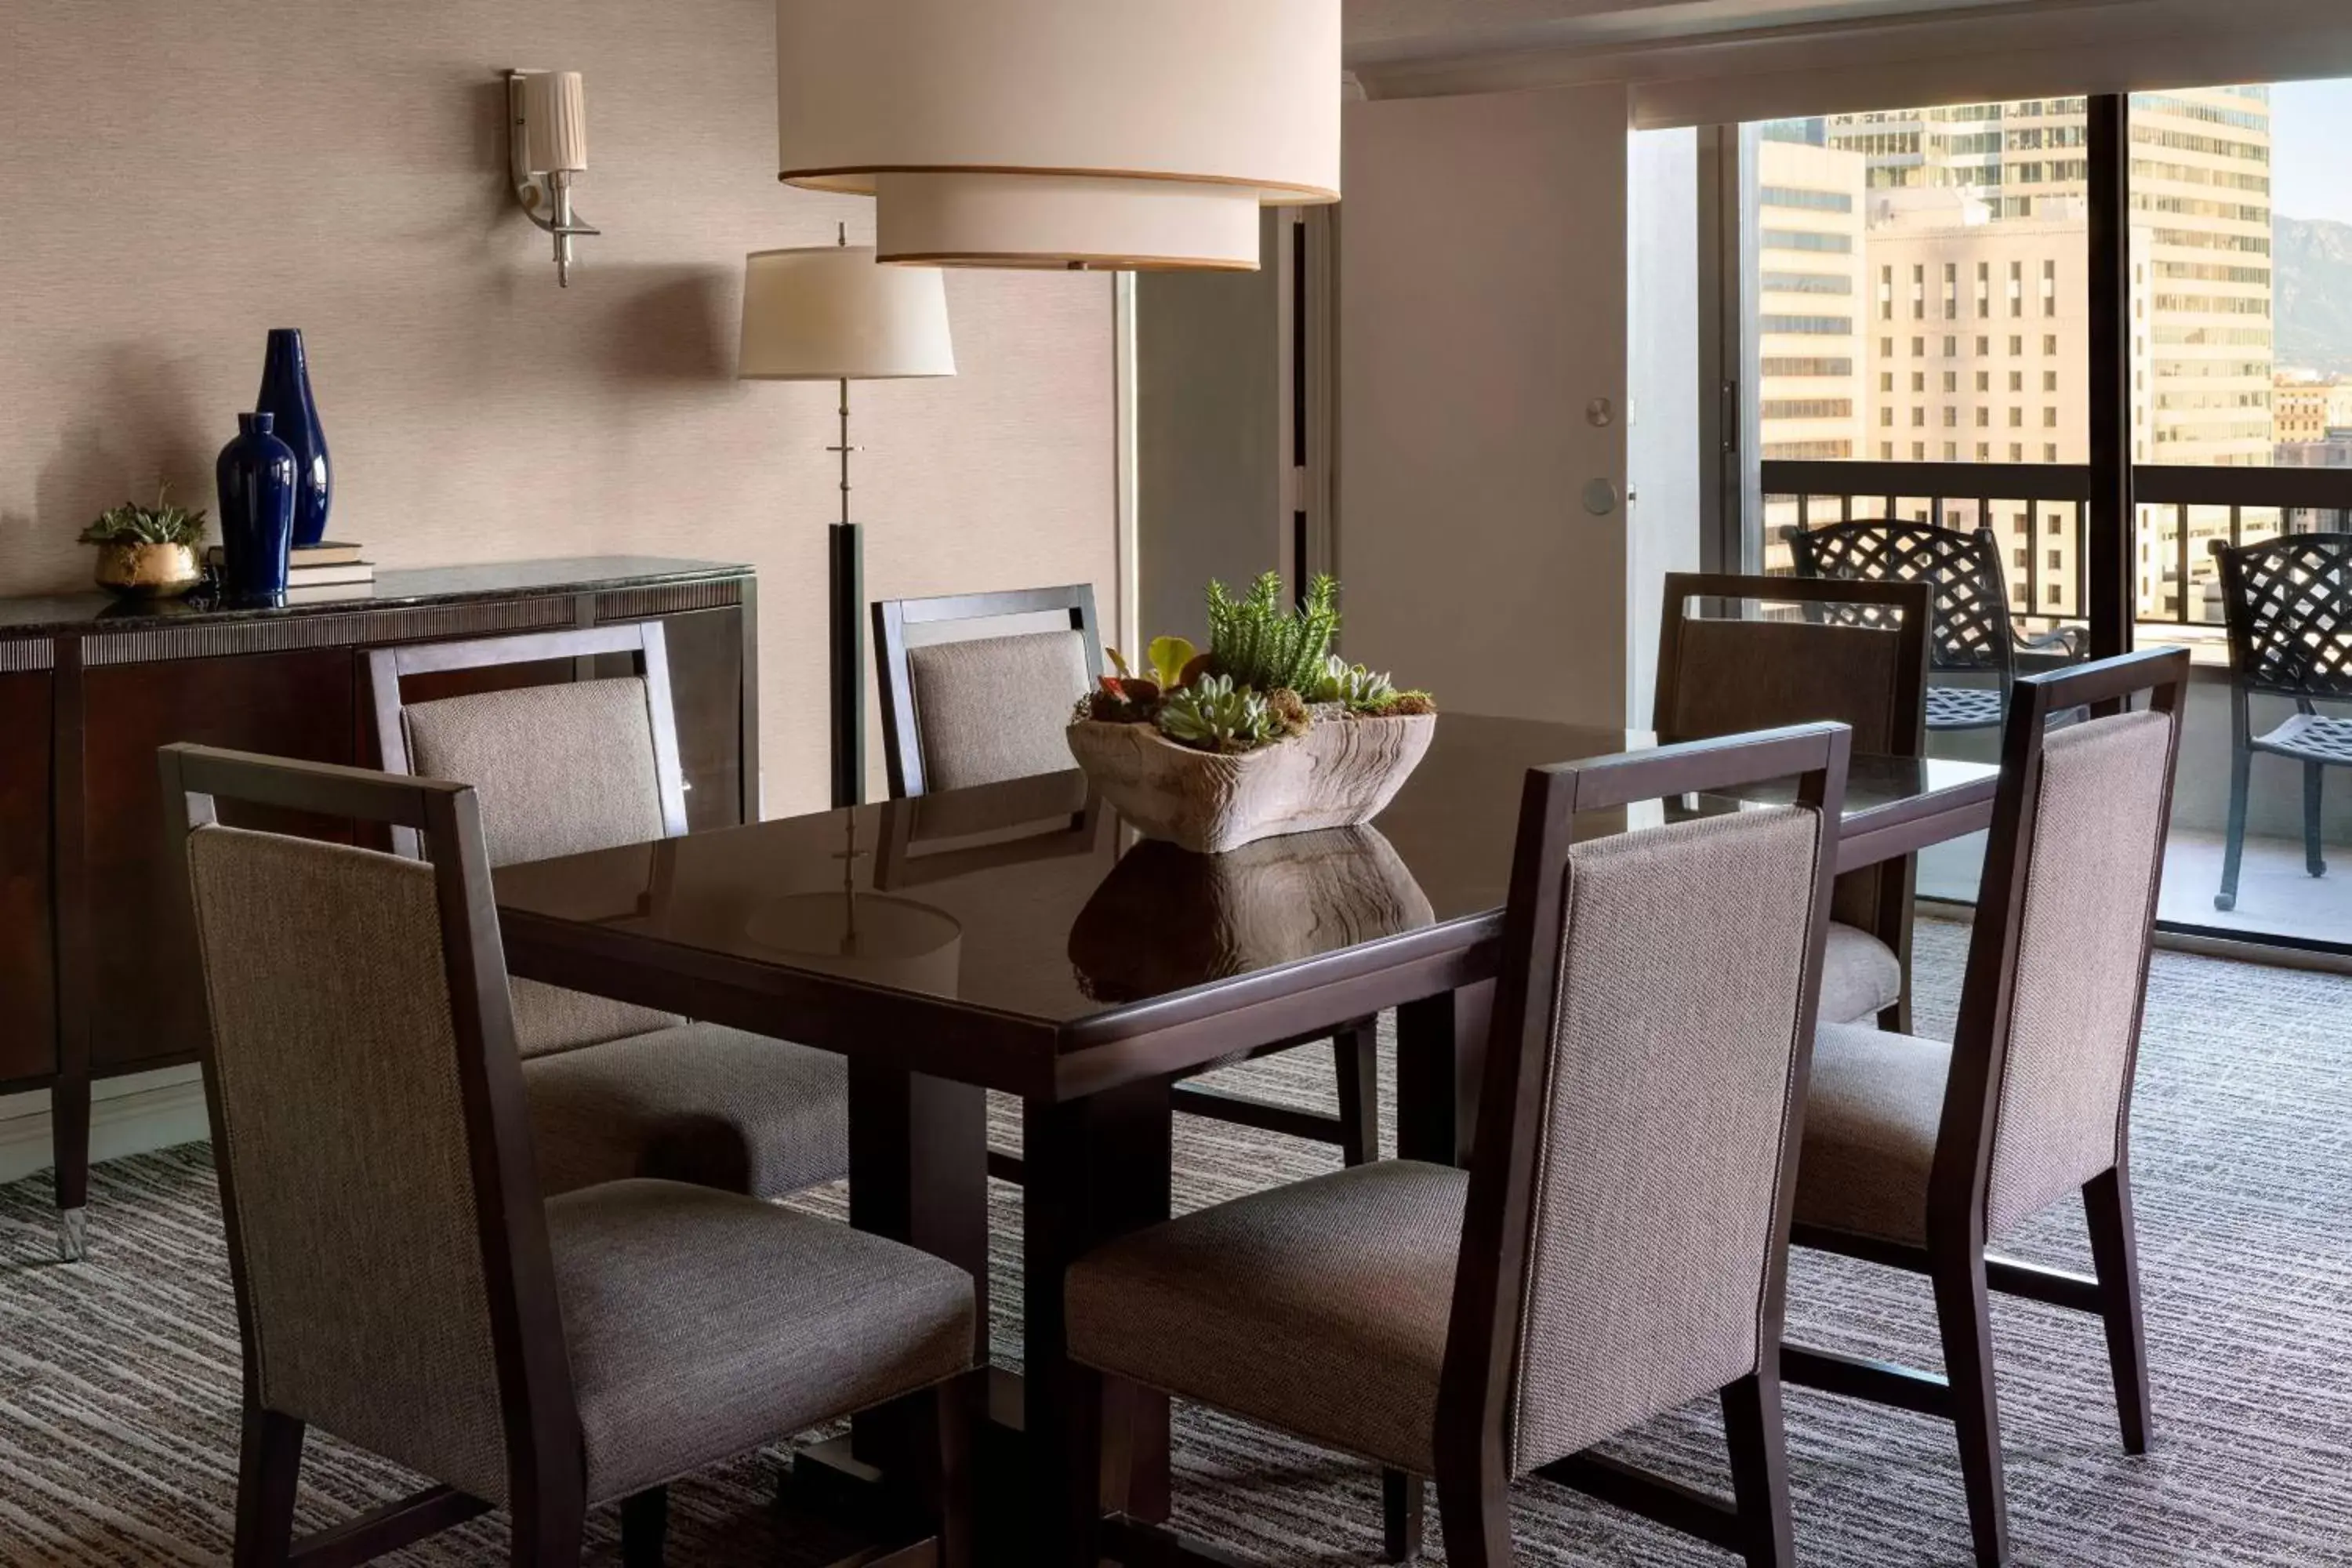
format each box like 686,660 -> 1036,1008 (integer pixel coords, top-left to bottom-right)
1936,648 -> 2187,1245
2209,533 -> 2352,702
160,746 -> 579,1513
1784,519 -> 2018,679
873,584 -> 1102,797
1654,572 -> 1930,757
368,625 -> 687,1057
1440,724 -> 1849,1477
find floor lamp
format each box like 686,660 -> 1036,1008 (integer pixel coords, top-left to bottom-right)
739,234 -> 956,808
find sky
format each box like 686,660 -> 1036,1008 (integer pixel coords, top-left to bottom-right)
2269,79 -> 2352,226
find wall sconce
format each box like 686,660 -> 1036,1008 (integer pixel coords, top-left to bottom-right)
506,68 -> 598,286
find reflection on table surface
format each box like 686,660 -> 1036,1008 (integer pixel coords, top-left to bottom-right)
495,713 -> 1998,1026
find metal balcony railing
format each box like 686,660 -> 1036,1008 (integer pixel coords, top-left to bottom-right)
1761,460 -> 2352,630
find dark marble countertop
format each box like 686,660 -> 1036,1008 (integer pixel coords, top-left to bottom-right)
0,557 -> 754,640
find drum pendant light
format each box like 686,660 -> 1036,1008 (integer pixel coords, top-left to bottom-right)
775,0 -> 1341,272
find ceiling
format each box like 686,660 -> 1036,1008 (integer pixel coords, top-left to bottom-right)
1342,0 -> 2137,67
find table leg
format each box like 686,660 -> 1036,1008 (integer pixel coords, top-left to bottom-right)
1024,1080 -> 1174,1561
1396,982 -> 1492,1167
824,1062 -> 990,1503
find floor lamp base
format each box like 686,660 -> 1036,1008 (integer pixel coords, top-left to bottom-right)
829,521 -> 864,810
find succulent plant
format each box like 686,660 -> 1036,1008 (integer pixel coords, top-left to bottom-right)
1264,686 -> 1312,739
78,484 -> 207,547
1076,671 -> 1160,724
1312,655 -> 1397,710
1145,635 -> 1197,691
1204,572 -> 1340,696
1156,674 -> 1280,753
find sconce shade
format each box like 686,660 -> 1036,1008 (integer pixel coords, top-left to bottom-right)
775,0 -> 1340,271
737,246 -> 957,381
521,70 -> 588,173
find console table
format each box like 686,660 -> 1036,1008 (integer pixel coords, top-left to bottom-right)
0,557 -> 759,1259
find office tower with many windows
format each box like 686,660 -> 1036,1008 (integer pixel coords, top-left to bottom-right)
1807,87 -> 2276,620
1756,129 -> 1868,466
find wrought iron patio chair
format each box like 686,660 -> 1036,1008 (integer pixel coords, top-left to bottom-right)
2209,533 -> 2352,911
1784,519 -> 2085,733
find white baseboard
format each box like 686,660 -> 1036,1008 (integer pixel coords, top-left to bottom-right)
0,1066 -> 211,1187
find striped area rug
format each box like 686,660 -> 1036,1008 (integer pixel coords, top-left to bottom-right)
3,923 -> 2350,1565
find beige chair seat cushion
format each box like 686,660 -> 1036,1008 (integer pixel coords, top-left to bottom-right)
524,1025 -> 848,1201
547,1179 -> 975,1504
1066,1160 -> 1466,1474
1818,921 -> 1904,1025
1794,1022 -> 1951,1246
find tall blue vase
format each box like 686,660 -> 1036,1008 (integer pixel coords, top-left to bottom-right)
216,412 -> 298,604
256,328 -> 331,546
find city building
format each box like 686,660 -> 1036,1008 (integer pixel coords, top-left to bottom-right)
1860,188 -> 2096,614
1777,88 -> 2281,621
1756,128 -> 1869,468
2275,376 -> 2352,441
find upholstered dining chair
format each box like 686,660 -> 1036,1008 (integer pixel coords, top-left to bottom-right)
873,583 -> 1380,1174
160,745 -> 977,1568
1059,722 -> 1853,1568
1784,518 -> 2085,733
368,624 -> 847,1202
1784,648 -> 2188,1568
1655,572 -> 1930,1031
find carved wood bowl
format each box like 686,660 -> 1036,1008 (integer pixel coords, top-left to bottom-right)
1064,711 -> 1436,855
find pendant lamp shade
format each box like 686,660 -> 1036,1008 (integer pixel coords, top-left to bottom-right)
737,246 -> 957,381
775,0 -> 1341,272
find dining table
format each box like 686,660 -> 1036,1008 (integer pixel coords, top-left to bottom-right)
492,711 -> 1999,1563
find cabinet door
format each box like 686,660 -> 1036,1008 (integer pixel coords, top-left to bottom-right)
82,649 -> 355,1072
0,671 -> 56,1086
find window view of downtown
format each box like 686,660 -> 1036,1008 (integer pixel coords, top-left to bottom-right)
1752,84 -> 2352,635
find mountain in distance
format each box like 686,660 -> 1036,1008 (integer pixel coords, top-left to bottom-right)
2275,215 -> 2352,379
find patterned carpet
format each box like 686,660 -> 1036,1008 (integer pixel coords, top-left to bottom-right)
3,922 -> 2350,1565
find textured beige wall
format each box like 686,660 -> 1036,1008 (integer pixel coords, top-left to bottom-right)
0,0 -> 1117,813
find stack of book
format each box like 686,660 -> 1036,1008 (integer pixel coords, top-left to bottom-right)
208,542 -> 376,604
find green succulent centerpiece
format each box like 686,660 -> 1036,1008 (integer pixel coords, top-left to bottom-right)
79,485 -> 209,600
1073,573 -> 1433,750
1066,573 -> 1438,853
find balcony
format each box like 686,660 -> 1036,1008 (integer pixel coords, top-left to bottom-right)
1764,458 -> 2352,949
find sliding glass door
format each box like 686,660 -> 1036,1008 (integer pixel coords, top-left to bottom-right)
1736,80 -> 2352,952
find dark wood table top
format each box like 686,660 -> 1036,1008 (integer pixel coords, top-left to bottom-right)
496,713 -> 1997,1099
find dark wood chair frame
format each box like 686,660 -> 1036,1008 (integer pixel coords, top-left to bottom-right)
1653,572 -> 1930,1033
1780,647 -> 2188,1568
872,584 -> 1381,1185
159,744 -> 975,1568
1069,722 -> 1853,1568
2207,533 -> 2352,911
1783,518 -> 2085,733
367,622 -> 691,862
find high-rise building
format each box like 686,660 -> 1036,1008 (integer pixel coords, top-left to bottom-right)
1754,127 -> 1867,569
1860,189 -> 2095,615
1755,131 -> 1868,467
1812,88 -> 2276,622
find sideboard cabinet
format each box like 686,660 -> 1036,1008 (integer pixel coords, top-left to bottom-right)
0,557 -> 759,1258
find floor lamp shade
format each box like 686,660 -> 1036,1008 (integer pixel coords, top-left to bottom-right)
737,246 -> 957,381
775,0 -> 1341,271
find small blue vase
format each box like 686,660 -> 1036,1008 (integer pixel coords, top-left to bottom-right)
256,328 -> 331,547
216,412 -> 298,604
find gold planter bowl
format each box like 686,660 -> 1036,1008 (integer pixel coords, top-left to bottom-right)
93,541 -> 203,599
